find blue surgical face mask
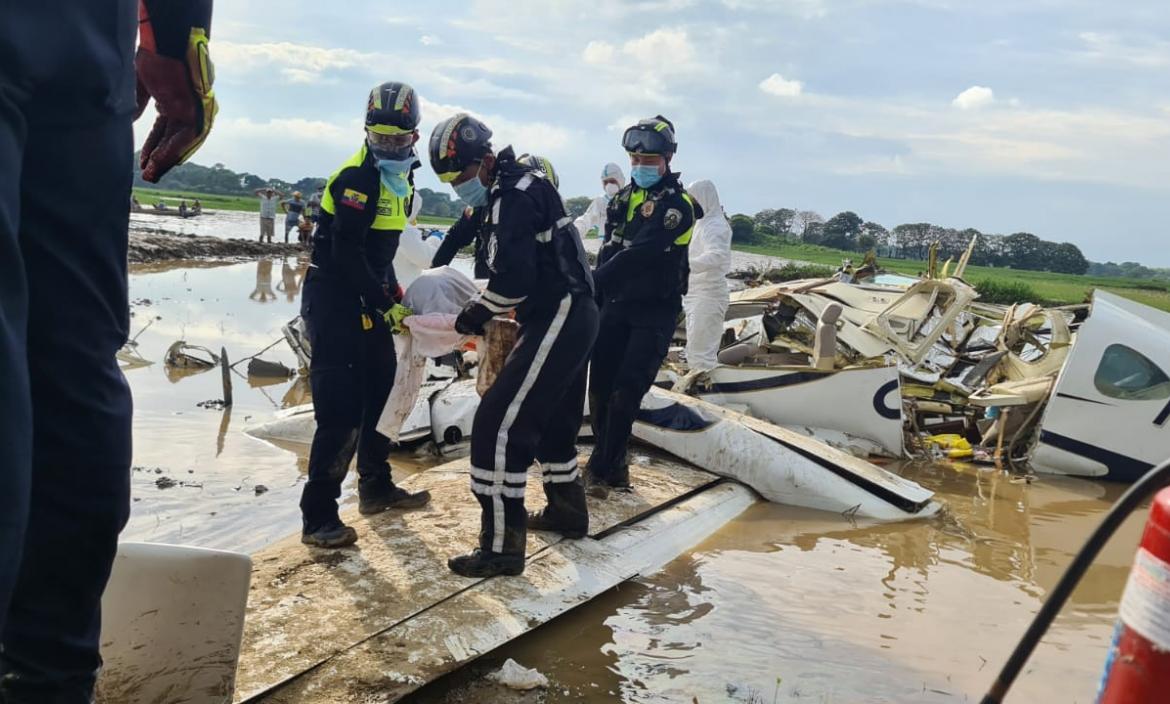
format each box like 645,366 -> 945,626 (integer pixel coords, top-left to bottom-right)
376,158 -> 413,198
452,164 -> 489,208
630,164 -> 663,189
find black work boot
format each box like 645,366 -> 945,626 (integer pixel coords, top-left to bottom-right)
449,526 -> 526,577
528,477 -> 589,538
359,486 -> 432,515
302,519 -> 358,548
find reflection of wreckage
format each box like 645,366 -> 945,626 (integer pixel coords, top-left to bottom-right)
161,340 -> 220,383
720,253 -> 1170,483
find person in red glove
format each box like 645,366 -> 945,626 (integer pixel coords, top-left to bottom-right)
0,2 -> 215,700
297,82 -> 431,549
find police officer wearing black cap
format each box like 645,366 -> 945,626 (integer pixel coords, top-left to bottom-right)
299,82 -> 432,549
429,113 -> 598,577
586,116 -> 701,497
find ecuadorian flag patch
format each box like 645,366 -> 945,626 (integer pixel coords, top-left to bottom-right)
340,188 -> 368,210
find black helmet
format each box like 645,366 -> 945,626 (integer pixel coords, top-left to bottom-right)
429,113 -> 493,182
518,153 -> 559,190
365,82 -> 420,134
621,115 -> 677,155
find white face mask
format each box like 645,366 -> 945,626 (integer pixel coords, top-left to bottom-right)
603,182 -> 620,198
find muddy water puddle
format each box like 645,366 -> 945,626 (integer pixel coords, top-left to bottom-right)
419,466 -> 1138,703
126,260 -> 1139,703
122,257 -> 442,552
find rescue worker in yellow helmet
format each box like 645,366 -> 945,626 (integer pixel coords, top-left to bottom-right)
586,115 -> 701,497
299,82 -> 431,548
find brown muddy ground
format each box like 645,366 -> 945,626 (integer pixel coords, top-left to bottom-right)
123,259 -> 1138,704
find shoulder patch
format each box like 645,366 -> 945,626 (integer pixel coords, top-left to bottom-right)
640,201 -> 655,218
340,188 -> 368,210
664,207 -> 683,230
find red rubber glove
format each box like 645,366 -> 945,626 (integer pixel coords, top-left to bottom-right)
135,28 -> 217,182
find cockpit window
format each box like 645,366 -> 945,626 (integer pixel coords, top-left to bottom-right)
1094,344 -> 1170,401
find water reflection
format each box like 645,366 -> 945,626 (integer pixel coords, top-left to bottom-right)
250,259 -> 277,303
276,257 -> 308,303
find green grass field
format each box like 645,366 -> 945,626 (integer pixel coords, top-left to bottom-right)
737,241 -> 1170,312
133,187 -> 457,226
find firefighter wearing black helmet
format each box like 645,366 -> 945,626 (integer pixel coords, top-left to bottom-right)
429,113 -> 599,578
586,115 -> 702,498
431,153 -> 561,276
299,81 -> 431,549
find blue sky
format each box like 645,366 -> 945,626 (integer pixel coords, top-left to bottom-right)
144,0 -> 1170,264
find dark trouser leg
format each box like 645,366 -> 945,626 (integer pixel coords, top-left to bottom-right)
299,275 -> 363,532
531,364 -> 593,537
355,320 -> 397,498
0,79 -> 30,646
1,116 -> 134,703
467,295 -> 594,556
586,305 -> 627,479
590,310 -> 675,486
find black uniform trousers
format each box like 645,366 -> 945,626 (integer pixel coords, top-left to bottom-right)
587,301 -> 678,484
299,271 -> 398,531
0,2 -> 137,700
469,294 -> 599,555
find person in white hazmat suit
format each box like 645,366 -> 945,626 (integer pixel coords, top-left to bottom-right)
394,193 -> 442,287
682,179 -> 732,372
572,162 -> 625,239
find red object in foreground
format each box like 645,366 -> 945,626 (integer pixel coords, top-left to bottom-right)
1098,488 -> 1170,703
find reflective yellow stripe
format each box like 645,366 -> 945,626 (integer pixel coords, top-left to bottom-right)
625,189 -> 646,223
623,189 -> 692,246
673,193 -> 695,246
319,145 -> 410,230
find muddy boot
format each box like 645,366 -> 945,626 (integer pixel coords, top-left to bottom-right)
302,520 -> 358,548
584,467 -> 611,499
448,527 -> 526,577
359,486 -> 432,515
528,478 -> 589,538
608,464 -> 632,490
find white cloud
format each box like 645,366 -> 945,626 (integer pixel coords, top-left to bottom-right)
419,34 -> 442,46
759,73 -> 804,97
952,86 -> 995,110
622,28 -> 695,66
418,97 -> 574,158
722,0 -> 828,18
582,40 -> 617,65
1078,32 -> 1170,68
214,41 -> 374,83
582,28 -> 698,72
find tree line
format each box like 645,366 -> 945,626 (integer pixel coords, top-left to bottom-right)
136,157 -> 1140,279
131,156 -> 466,219
728,208 -> 1092,275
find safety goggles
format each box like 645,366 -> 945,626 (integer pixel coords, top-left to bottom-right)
367,129 -> 415,160
621,125 -> 674,155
